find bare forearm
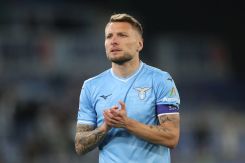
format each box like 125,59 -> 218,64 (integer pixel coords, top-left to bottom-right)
75,124 -> 107,155
103,102 -> 180,148
125,115 -> 180,148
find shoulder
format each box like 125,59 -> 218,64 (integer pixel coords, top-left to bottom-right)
83,69 -> 111,87
143,63 -> 171,80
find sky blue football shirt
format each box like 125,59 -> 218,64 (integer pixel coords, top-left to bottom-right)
77,62 -> 180,163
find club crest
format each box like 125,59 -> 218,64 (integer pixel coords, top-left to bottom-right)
134,87 -> 151,100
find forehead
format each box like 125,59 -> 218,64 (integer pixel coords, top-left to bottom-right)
105,22 -> 134,33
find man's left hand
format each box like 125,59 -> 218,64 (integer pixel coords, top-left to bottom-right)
103,101 -> 128,128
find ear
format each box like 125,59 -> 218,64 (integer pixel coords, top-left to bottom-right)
137,39 -> 143,52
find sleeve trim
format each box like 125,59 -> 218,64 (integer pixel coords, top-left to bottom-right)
77,120 -> 96,126
158,112 -> 179,117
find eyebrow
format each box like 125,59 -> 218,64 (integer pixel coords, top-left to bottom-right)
106,31 -> 128,37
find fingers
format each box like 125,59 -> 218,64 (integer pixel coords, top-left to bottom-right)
119,101 -> 126,110
111,105 -> 119,110
103,101 -> 127,128
103,109 -> 121,120
103,109 -> 121,122
103,111 -> 122,127
109,107 -> 119,116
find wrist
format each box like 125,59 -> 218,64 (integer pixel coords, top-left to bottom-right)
99,122 -> 111,133
124,117 -> 132,129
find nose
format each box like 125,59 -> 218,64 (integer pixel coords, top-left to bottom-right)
110,36 -> 119,45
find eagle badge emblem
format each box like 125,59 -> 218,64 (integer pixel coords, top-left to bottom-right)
134,87 -> 151,100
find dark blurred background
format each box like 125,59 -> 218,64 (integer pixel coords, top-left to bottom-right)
0,0 -> 244,163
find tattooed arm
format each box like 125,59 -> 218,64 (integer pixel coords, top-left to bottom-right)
150,114 -> 180,148
75,123 -> 109,155
103,102 -> 180,148
121,114 -> 179,148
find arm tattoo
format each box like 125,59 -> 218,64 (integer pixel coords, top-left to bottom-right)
149,124 -> 170,132
75,124 -> 106,155
159,115 -> 174,124
149,115 -> 178,132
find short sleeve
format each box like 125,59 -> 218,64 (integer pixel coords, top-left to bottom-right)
154,72 -> 180,115
77,81 -> 97,126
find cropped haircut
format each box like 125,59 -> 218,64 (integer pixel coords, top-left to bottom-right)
107,13 -> 143,37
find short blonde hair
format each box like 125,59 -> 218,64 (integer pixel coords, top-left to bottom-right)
107,13 -> 143,37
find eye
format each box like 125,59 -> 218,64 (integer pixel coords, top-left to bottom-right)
118,33 -> 128,37
106,34 -> 112,39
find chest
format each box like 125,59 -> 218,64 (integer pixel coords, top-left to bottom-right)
93,80 -> 156,123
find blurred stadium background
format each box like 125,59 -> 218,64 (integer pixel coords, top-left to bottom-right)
0,1 -> 244,163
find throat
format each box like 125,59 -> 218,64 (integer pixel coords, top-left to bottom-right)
111,61 -> 143,79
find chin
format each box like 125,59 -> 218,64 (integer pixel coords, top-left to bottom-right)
111,58 -> 132,65
107,52 -> 133,64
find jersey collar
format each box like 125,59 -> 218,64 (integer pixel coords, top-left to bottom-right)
110,61 -> 144,82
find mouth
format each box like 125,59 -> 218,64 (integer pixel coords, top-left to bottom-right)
110,48 -> 122,52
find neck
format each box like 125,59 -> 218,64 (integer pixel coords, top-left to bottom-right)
111,58 -> 141,78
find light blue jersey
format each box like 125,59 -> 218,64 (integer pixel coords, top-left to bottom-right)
77,62 -> 180,163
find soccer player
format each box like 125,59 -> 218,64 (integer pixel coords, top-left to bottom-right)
75,13 -> 180,163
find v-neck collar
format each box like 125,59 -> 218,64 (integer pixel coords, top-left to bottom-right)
110,61 -> 144,83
